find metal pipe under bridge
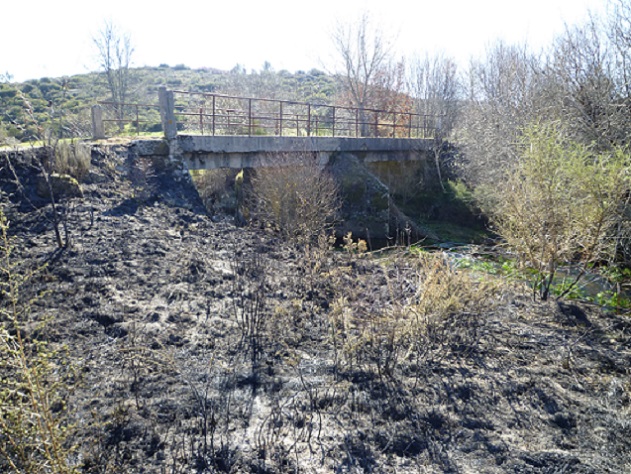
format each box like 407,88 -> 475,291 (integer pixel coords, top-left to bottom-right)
93,87 -> 440,169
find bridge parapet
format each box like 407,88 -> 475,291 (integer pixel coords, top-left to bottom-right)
177,135 -> 431,154
161,88 -> 440,140
133,135 -> 433,170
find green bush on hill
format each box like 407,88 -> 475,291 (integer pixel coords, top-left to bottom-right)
0,66 -> 339,142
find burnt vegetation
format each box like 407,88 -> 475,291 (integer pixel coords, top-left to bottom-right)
1,144 -> 629,473
2,2 -> 631,473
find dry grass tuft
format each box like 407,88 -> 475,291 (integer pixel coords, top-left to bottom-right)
53,139 -> 92,181
327,250 -> 503,377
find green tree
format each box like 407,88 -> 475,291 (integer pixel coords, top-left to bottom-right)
490,122 -> 630,300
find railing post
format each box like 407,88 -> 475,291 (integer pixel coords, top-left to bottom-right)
279,102 -> 283,137
332,106 -> 336,137
199,107 -> 204,135
158,86 -> 177,140
91,104 -> 105,140
307,104 -> 311,137
248,98 -> 252,136
212,95 -> 216,136
374,111 -> 378,137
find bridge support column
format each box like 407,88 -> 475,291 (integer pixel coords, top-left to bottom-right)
159,86 -> 178,141
91,105 -> 105,140
158,86 -> 181,163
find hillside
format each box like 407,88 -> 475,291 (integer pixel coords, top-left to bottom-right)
1,143 -> 630,473
0,65 -> 338,142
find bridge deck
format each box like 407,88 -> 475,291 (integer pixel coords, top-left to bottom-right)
177,135 -> 432,153
132,135 -> 434,170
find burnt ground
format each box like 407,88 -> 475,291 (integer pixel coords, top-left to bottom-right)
1,144 -> 631,473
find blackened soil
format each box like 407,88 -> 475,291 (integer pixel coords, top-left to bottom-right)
2,144 -> 630,473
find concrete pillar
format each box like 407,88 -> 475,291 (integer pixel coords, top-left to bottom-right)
158,86 -> 177,140
91,105 -> 105,139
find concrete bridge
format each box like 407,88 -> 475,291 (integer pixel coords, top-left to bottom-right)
94,87 -> 440,170
131,135 -> 434,170
90,88 -> 444,243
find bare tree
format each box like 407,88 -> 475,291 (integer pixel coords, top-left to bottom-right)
408,53 -> 460,139
547,2 -> 631,149
601,0 -> 631,149
365,58 -> 410,113
457,41 -> 549,192
331,13 -> 403,135
93,20 -> 134,129
608,0 -> 631,97
547,17 -> 619,148
407,53 -> 461,189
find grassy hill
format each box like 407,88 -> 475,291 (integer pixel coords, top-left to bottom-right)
0,65 -> 339,142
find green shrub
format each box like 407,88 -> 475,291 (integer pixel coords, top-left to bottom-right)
489,121 -> 630,300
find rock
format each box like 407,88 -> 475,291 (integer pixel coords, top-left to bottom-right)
84,168 -> 109,184
36,172 -> 83,199
130,139 -> 170,157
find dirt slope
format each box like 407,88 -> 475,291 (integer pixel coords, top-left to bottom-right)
2,144 -> 630,473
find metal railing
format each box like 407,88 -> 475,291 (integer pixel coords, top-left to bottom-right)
171,91 -> 439,139
91,89 -> 441,140
95,101 -> 162,136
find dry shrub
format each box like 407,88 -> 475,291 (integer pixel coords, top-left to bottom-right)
248,153 -> 339,245
406,252 -> 496,358
229,247 -> 268,362
328,250 -> 499,377
53,139 -> 91,181
191,168 -> 239,214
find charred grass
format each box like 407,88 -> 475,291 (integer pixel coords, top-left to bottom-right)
1,147 -> 630,473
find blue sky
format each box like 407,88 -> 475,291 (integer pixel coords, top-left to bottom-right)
2,0 -> 607,82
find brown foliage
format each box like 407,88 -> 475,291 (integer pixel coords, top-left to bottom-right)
248,153 -> 340,245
